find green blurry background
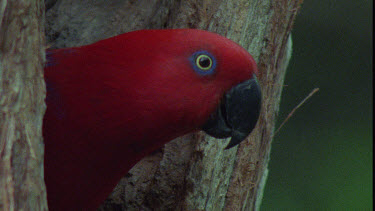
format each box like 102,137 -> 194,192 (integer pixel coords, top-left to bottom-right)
261,1 -> 372,210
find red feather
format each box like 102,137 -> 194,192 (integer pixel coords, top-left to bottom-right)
44,29 -> 257,210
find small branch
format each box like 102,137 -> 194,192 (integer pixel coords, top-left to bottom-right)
274,88 -> 320,135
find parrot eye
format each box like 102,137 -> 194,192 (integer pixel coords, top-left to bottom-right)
196,55 -> 212,70
190,51 -> 216,76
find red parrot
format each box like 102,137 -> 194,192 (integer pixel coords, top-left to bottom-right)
44,29 -> 261,210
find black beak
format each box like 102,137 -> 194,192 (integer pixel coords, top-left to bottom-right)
202,76 -> 262,149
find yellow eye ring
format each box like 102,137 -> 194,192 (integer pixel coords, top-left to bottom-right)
190,51 -> 216,76
196,54 -> 213,71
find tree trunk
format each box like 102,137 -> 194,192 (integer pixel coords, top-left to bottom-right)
0,1 -> 47,210
44,0 -> 302,210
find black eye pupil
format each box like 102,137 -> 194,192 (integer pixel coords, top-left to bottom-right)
199,57 -> 211,68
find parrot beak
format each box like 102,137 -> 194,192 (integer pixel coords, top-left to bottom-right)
202,75 -> 262,149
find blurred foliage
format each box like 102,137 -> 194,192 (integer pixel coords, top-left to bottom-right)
261,0 -> 372,210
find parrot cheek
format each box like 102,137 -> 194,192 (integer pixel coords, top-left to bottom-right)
201,75 -> 262,149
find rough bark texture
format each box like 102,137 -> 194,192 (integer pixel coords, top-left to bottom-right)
0,1 -> 47,210
44,0 -> 302,210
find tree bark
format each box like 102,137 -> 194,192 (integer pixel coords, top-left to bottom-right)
45,0 -> 302,210
0,1 -> 47,210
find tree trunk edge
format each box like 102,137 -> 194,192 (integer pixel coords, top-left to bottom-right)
0,0 -> 48,210
224,1 -> 301,210
255,34 -> 293,211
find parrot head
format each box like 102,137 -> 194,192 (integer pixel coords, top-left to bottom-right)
177,30 -> 262,149
121,29 -> 262,149
58,29 -> 262,150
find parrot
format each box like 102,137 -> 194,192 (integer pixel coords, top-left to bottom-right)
43,29 -> 261,210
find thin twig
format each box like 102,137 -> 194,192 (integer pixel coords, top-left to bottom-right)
274,88 -> 320,135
